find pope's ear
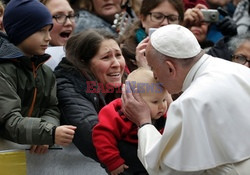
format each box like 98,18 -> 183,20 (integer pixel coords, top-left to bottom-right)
165,60 -> 176,76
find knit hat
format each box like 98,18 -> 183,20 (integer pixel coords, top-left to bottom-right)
3,0 -> 53,45
151,24 -> 201,59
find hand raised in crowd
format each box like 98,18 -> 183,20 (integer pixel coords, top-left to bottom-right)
110,164 -> 129,175
135,37 -> 150,69
29,145 -> 49,154
183,4 -> 208,28
55,125 -> 76,146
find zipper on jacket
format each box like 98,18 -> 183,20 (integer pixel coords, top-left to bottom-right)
27,62 -> 38,117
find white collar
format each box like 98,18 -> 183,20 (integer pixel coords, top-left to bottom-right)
182,54 -> 209,92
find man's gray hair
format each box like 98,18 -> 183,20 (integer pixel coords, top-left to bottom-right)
228,32 -> 250,53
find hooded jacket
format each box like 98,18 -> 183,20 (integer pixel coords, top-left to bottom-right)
0,32 -> 60,146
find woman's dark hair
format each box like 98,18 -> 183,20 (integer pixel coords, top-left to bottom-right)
65,29 -> 126,100
65,29 -> 117,75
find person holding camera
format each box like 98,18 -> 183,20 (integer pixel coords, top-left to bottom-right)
183,3 -> 214,51
183,1 -> 237,60
207,0 -> 250,61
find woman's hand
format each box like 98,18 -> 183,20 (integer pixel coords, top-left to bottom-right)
135,37 -> 150,69
183,4 -> 208,28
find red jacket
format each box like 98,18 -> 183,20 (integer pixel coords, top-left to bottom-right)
92,98 -> 166,172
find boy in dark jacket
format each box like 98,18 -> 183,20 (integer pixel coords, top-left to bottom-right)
0,0 -> 76,154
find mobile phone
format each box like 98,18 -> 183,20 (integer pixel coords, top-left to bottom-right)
149,28 -> 157,37
201,9 -> 219,23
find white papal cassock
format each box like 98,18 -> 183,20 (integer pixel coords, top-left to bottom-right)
138,54 -> 250,175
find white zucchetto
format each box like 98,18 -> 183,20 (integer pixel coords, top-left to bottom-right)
151,24 -> 201,59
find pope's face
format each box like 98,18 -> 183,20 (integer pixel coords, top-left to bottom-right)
146,42 -> 182,94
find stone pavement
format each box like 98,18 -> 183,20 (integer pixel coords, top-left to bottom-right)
0,138 -> 108,175
26,143 -> 108,175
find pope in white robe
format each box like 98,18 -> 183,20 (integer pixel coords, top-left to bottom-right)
122,24 -> 250,175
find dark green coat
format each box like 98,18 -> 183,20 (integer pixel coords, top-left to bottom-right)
0,32 -> 60,145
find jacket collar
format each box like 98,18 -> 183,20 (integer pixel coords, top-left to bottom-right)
0,32 -> 24,59
0,32 -> 51,68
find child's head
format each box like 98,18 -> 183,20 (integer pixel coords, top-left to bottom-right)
3,0 -> 53,56
126,68 -> 172,120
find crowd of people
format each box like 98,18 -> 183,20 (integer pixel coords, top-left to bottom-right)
0,0 -> 250,175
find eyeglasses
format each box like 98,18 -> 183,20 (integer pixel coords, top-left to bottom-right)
232,54 -> 250,65
52,14 -> 78,24
148,12 -> 179,24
